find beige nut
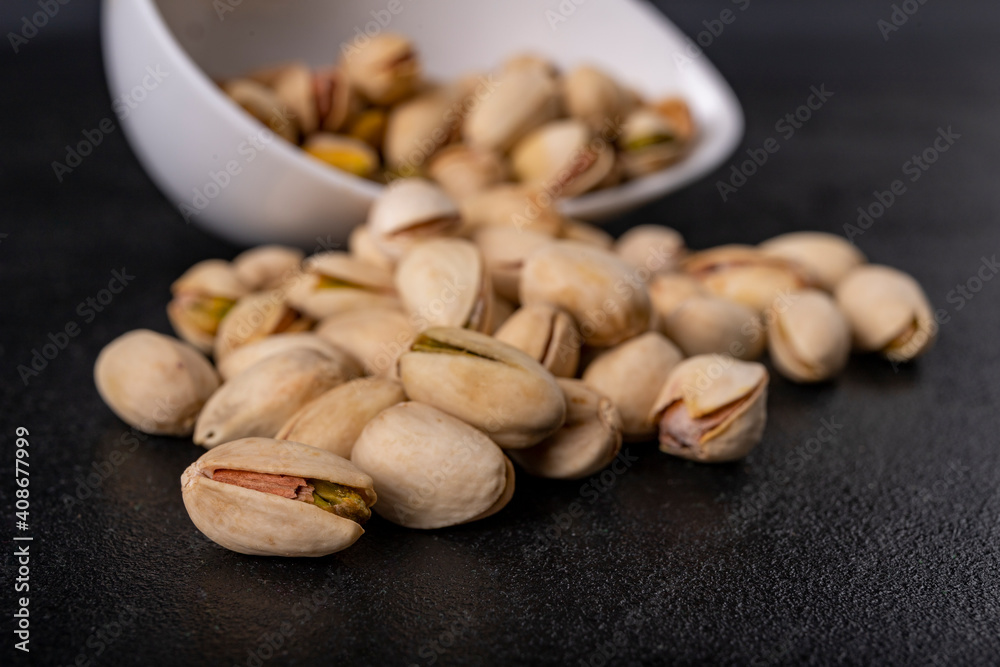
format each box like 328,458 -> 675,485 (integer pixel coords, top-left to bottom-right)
181,438 -> 375,557
581,331 -> 684,438
214,290 -> 312,360
560,219 -> 614,249
399,328 -> 566,448
562,65 -> 634,131
759,231 -> 867,291
366,178 -> 463,261
383,90 -> 458,173
351,402 -> 514,529
285,252 -> 399,320
660,295 -> 765,361
502,53 -> 559,79
520,240 -> 652,347
348,225 -> 395,271
194,348 -> 356,448
94,329 -> 220,436
510,119 -> 616,197
684,245 -> 813,313
834,264 -> 937,362
653,97 -> 696,143
315,307 -> 415,377
494,303 -> 581,378
615,225 -> 686,274
232,245 -> 304,291
618,107 -> 690,177
650,355 -> 768,463
222,78 -> 299,143
648,273 -> 707,324
276,377 -> 407,458
427,145 -> 508,201
270,62 -> 319,135
167,259 -> 249,353
509,379 -> 622,480
216,332 -> 360,382
463,66 -> 560,153
473,225 -> 554,303
767,289 -> 851,383
342,33 -> 420,106
303,134 -> 380,179
459,184 -> 565,237
314,66 -> 363,133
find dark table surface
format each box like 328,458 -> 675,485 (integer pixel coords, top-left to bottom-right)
2,1 -> 999,665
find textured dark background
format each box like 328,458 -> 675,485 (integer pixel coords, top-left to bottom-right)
2,1 -> 999,665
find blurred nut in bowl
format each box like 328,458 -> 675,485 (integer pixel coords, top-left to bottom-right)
494,303 -> 581,378
511,119 -> 616,197
647,273 -> 708,322
650,355 -> 769,463
366,178 -> 462,261
303,133 -> 380,179
510,379 -> 622,480
463,66 -> 559,153
383,90 -> 458,174
562,65 -> 634,131
216,332 -> 360,382
459,184 -> 565,237
214,290 -> 312,360
560,219 -> 614,249
316,307 -> 414,377
348,225 -> 395,271
427,146 -> 508,201
285,252 -> 398,320
345,107 -> 389,151
615,225 -> 686,274
232,245 -> 304,291
473,226 -> 553,303
315,66 -> 362,133
271,62 -> 319,135
398,328 -> 566,449
618,107 -> 688,178
181,438 -> 375,557
167,259 -> 249,353
660,296 -> 765,361
94,329 -> 220,436
759,231 -> 866,291
502,53 -> 559,79
351,402 -> 515,529
342,33 -> 420,106
767,289 -> 851,383
222,78 -> 299,143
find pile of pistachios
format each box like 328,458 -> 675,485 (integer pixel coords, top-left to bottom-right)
220,33 -> 695,196
93,178 -> 936,557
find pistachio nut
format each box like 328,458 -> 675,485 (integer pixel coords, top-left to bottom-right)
315,307 -> 414,376
194,348 -> 355,448
181,438 -> 376,557
94,329 -> 220,436
398,328 -> 566,448
615,225 -> 686,274
315,66 -> 362,133
510,119 -> 616,197
767,289 -> 851,383
520,240 -> 652,347
581,331 -> 683,438
285,251 -> 399,320
395,238 -> 494,333
494,304 -> 581,378
649,355 -> 768,463
167,259 -> 249,354
222,78 -> 298,143
463,66 -> 559,153
618,107 -> 688,178
276,377 -> 407,458
427,145 -> 508,201
684,245 -> 812,313
834,265 -> 937,362
216,332 -> 360,382
653,97 -> 696,143
214,289 -> 312,360
502,54 -> 559,79
348,225 -> 395,271
562,65 -> 633,131
345,107 -> 389,151
366,178 -> 463,261
270,62 -> 319,135
759,231 -> 866,291
647,273 -> 708,323
458,184 -> 565,237
232,245 -> 304,291
342,33 -> 420,106
510,379 -> 622,479
350,402 -> 514,529
660,296 -> 765,361
303,133 -> 380,179
472,225 -> 553,303
560,219 -> 614,250
383,90 -> 458,173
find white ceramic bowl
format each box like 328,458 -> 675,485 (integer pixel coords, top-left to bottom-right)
102,0 -> 743,246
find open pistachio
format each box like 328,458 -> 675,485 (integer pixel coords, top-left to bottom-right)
366,178 -> 463,261
510,379 -> 622,480
649,355 -> 769,463
216,332 -> 360,382
232,245 -> 304,291
684,245 -> 813,313
648,273 -> 708,324
395,238 -> 494,333
303,133 -> 380,179
181,438 -> 376,557
463,66 -> 559,153
427,145 -> 508,201
615,225 -> 686,274
342,33 -> 420,106
167,259 -> 249,353
562,65 -> 633,131
759,231 -> 867,291
618,107 -> 688,178
581,331 -> 683,438
383,90 -> 458,173
222,78 -> 299,143
560,219 -> 614,249
315,307 -> 414,376
351,402 -> 514,529
768,289 -> 851,383
270,62 -> 319,135
510,119 -> 616,197
653,97 -> 696,143
348,225 -> 395,271
285,252 -> 399,320
276,377 -> 407,458
194,348 -> 356,448
660,296 -> 765,361
520,240 -> 652,347
399,328 -> 566,448
473,225 -> 553,303
458,184 -> 565,237
315,66 -> 362,133
214,290 -> 312,360
94,330 -> 220,436
494,304 -> 581,378
834,265 -> 937,362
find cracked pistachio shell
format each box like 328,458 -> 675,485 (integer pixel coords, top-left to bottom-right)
458,184 -> 565,237
217,332 -> 360,382
315,66 -> 362,133
316,307 -> 414,377
581,331 -> 683,438
351,402 -> 514,529
399,328 -> 566,448
232,245 -> 304,291
510,379 -> 622,480
348,225 -> 395,271
520,240 -> 652,347
270,62 -> 319,135
661,296 -> 765,361
95,330 -> 220,436
650,355 -> 768,463
194,348 -> 356,448
167,260 -> 249,353
214,290 -> 312,360
654,97 -> 696,142
276,377 -> 406,458
285,252 -> 399,320
560,219 -> 614,250
395,238 -> 495,333
223,78 -> 299,143
384,90 -> 458,172
759,231 -> 867,291
562,65 -> 634,131
494,304 -> 581,378
463,67 -> 560,153
615,225 -> 686,274
767,289 -> 851,383
427,145 -> 508,201
684,245 -> 813,313
181,438 -> 375,557
834,265 -> 937,362
511,119 -> 616,197
342,33 -> 420,106
618,107 -> 689,177
303,133 -> 380,179
473,225 -> 553,303
648,273 -> 707,323
366,178 -> 463,261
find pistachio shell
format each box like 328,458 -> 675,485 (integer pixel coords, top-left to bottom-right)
181,437 -> 375,557
167,260 -> 248,353
94,330 -> 220,436
315,307 -> 415,376
660,296 -> 765,361
351,402 -> 514,529
315,66 -> 362,133
473,225 -> 554,303
684,246 -> 813,313
502,54 -> 559,79
194,348 -> 356,448
276,377 -> 407,458
562,65 -> 633,131
653,97 -> 696,142
399,328 -> 566,448
427,145 -> 508,200
463,67 -> 559,153
520,240 -> 652,347
271,62 -> 319,135
767,289 -> 851,383
222,78 -> 298,143
511,119 -> 615,197
509,379 -> 622,479
366,178 -> 463,260
581,331 -> 683,438
647,273 -> 707,323
348,225 -> 395,271
303,133 -> 380,179
618,107 -> 688,177
214,290 -> 312,360
560,219 -> 614,249
458,184 -> 565,237
216,332 -> 360,382
494,304 -> 581,378
383,90 -> 457,172
232,245 -> 304,291
615,225 -> 686,274
285,252 -> 399,319
759,231 -> 866,291
342,33 -> 420,106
